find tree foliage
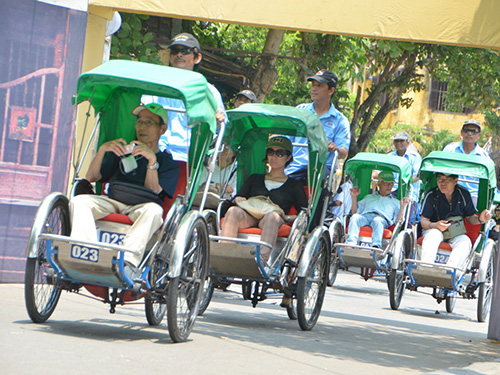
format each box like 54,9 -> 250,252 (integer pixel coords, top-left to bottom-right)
110,13 -> 162,64
110,16 -> 500,156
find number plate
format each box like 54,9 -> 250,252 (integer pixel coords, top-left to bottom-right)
435,253 -> 450,264
99,230 -> 125,245
71,245 -> 99,263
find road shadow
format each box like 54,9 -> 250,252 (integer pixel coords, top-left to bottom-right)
196,288 -> 499,373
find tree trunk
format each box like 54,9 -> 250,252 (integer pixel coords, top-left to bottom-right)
250,29 -> 285,102
349,51 -> 419,158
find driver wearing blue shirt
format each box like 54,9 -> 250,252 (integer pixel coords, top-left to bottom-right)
142,33 -> 226,162
443,119 -> 490,205
286,69 -> 351,180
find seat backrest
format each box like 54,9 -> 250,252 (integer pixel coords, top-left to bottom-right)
464,219 -> 481,245
161,161 -> 187,218
287,186 -> 311,216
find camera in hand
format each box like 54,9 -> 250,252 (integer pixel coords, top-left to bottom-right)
121,143 -> 137,173
123,143 -> 135,155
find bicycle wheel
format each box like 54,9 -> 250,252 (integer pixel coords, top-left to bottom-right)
478,243 -> 495,322
198,213 -> 217,316
167,216 -> 209,342
445,292 -> 456,313
242,281 -> 252,300
197,277 -> 214,316
25,194 -> 69,323
145,254 -> 168,326
388,232 -> 409,310
296,231 -> 330,331
327,222 -> 343,286
286,297 -> 297,320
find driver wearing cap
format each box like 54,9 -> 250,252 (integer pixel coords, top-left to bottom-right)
69,103 -> 180,273
443,119 -> 491,204
234,89 -> 257,108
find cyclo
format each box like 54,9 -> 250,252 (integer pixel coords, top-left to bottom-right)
204,103 -> 333,331
23,60 -> 220,342
390,151 -> 497,322
329,153 -> 412,285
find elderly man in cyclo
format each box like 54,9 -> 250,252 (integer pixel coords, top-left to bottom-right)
419,172 -> 491,271
346,171 -> 409,248
69,103 -> 180,275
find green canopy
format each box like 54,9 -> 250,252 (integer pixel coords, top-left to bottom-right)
225,103 -> 328,158
73,60 -> 218,206
225,103 -> 328,185
225,103 -> 329,228
420,151 -> 496,188
345,153 -> 412,200
74,59 -> 217,134
419,151 -> 497,211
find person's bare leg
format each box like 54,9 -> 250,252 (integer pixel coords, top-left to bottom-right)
258,212 -> 284,261
221,206 -> 258,241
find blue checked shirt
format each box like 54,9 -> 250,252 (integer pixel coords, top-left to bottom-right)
357,192 -> 401,226
389,149 -> 422,202
443,141 -> 490,199
142,83 -> 226,162
286,102 -> 351,174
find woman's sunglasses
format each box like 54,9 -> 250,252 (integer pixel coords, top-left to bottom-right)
266,148 -> 289,158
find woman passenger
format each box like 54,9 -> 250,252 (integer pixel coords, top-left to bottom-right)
221,136 -> 308,262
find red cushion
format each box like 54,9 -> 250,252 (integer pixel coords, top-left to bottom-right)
161,161 -> 187,218
416,220 -> 480,251
346,224 -> 394,239
99,213 -> 134,225
238,225 -> 292,238
464,219 -> 481,244
417,236 -> 452,251
220,217 -> 292,238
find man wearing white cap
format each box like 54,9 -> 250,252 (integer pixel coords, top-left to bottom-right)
346,171 -> 409,248
443,119 -> 490,204
69,103 -> 180,270
234,89 -> 257,108
389,131 -> 422,223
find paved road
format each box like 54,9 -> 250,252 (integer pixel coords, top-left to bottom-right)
1,271 -> 499,374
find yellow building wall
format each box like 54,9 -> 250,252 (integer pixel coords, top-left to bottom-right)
381,69 -> 483,135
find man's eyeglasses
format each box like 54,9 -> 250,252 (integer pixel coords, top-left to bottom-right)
136,118 -> 160,127
266,148 -> 289,158
462,127 -> 480,135
170,47 -> 194,56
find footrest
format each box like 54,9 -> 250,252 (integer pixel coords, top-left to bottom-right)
210,242 -> 265,280
51,238 -> 131,288
338,243 -> 384,269
409,263 -> 457,289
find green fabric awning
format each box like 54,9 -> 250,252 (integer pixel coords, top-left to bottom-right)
74,60 -> 217,133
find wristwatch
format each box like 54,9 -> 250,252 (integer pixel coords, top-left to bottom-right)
147,161 -> 159,170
